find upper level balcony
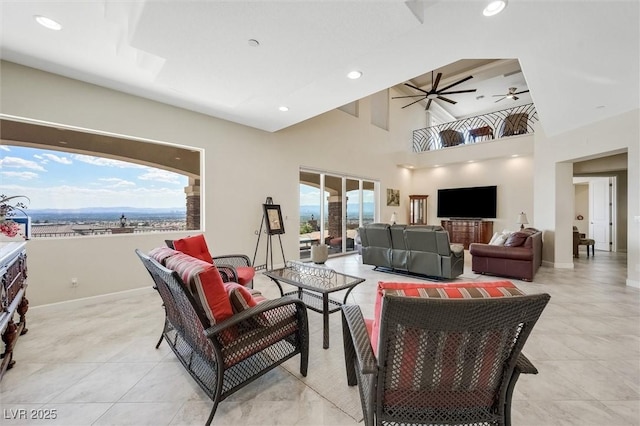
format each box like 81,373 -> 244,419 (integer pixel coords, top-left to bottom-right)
412,103 -> 538,153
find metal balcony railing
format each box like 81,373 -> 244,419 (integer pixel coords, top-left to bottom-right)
412,103 -> 538,152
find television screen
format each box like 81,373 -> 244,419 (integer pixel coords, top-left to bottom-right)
437,185 -> 497,218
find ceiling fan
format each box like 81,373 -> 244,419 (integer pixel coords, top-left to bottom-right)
392,71 -> 477,111
493,87 -> 529,103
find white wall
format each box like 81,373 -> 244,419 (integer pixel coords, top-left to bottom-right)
534,110 -> 639,288
0,61 -> 424,305
411,155 -> 534,233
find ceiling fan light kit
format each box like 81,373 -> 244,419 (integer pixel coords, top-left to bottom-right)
493,87 -> 530,103
483,0 -> 508,17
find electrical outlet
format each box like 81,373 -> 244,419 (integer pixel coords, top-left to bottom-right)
71,278 -> 78,288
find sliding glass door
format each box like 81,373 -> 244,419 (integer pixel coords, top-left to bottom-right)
299,169 -> 378,259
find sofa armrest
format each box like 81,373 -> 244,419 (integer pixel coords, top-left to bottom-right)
450,243 -> 464,256
469,243 -> 534,261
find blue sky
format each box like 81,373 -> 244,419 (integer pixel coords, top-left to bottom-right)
299,183 -> 374,206
0,145 -> 188,209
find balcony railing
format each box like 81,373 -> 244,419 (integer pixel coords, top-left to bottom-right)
412,103 -> 538,152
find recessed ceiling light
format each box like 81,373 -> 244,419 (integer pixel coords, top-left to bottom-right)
467,160 -> 474,163
278,106 -> 289,112
483,0 -> 507,17
34,15 -> 62,30
511,154 -> 519,157
248,39 -> 260,47
347,70 -> 362,80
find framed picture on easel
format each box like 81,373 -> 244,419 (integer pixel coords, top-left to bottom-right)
263,204 -> 285,235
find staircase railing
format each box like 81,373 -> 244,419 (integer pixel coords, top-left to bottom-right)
412,103 -> 538,152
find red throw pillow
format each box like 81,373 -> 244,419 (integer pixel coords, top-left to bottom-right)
370,281 -> 523,355
504,231 -> 529,247
164,253 -> 233,326
173,234 -> 214,264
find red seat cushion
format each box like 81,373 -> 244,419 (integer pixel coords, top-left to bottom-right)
173,234 -> 214,264
370,280 -> 524,355
163,252 -> 233,327
235,266 -> 256,285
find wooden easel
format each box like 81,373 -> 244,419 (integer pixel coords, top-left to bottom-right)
252,197 -> 286,271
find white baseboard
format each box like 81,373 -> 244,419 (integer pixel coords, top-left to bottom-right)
31,286 -> 154,313
626,279 -> 640,289
542,260 -> 574,269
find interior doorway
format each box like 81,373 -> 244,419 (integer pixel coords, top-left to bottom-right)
573,176 -> 617,253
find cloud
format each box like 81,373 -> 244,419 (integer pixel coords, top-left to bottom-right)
40,153 -> 72,165
0,145 -> 10,152
99,177 -> 136,188
0,156 -> 46,171
138,169 -> 182,184
72,154 -> 145,169
1,171 -> 39,180
33,154 -> 48,164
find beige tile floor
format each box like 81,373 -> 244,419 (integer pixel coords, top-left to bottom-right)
1,250 -> 638,425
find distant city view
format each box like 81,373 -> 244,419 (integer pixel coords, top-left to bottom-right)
21,207 -> 186,238
299,202 -> 374,232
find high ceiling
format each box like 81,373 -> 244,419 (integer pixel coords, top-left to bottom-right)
1,1 -> 638,135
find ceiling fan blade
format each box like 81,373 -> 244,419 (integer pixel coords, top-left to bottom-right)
514,90 -> 530,95
512,96 -> 519,101
404,83 -> 429,94
438,89 -> 477,95
494,97 -> 506,103
437,96 -> 457,105
431,72 -> 442,92
402,97 -> 426,109
392,94 -> 429,99
492,94 -> 505,97
437,75 -> 474,92
425,99 -> 433,110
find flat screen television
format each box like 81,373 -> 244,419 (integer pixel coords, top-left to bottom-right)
437,185 -> 497,219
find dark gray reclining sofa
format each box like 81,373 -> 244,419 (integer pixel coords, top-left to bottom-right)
359,223 -> 464,279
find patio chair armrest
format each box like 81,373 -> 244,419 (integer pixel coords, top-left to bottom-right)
342,304 -> 377,375
213,254 -> 252,268
204,296 -> 308,338
515,353 -> 538,375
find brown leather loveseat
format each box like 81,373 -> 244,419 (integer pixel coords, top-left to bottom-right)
469,228 -> 542,281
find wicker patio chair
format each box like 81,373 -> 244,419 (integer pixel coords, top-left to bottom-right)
136,249 -> 309,425
342,292 -> 550,426
166,235 -> 256,288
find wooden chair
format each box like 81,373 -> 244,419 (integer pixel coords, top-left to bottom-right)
342,290 -> 550,426
501,113 -> 529,137
439,129 -> 465,147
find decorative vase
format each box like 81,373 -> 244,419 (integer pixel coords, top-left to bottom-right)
310,244 -> 328,264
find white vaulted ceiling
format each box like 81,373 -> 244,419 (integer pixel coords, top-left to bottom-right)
1,1 -> 638,135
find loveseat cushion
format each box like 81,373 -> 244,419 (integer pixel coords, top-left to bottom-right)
504,231 -> 530,247
469,243 -> 534,261
370,281 -> 524,354
173,234 -> 214,263
164,252 -> 233,326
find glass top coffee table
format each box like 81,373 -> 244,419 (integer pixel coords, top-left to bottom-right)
264,261 -> 365,349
